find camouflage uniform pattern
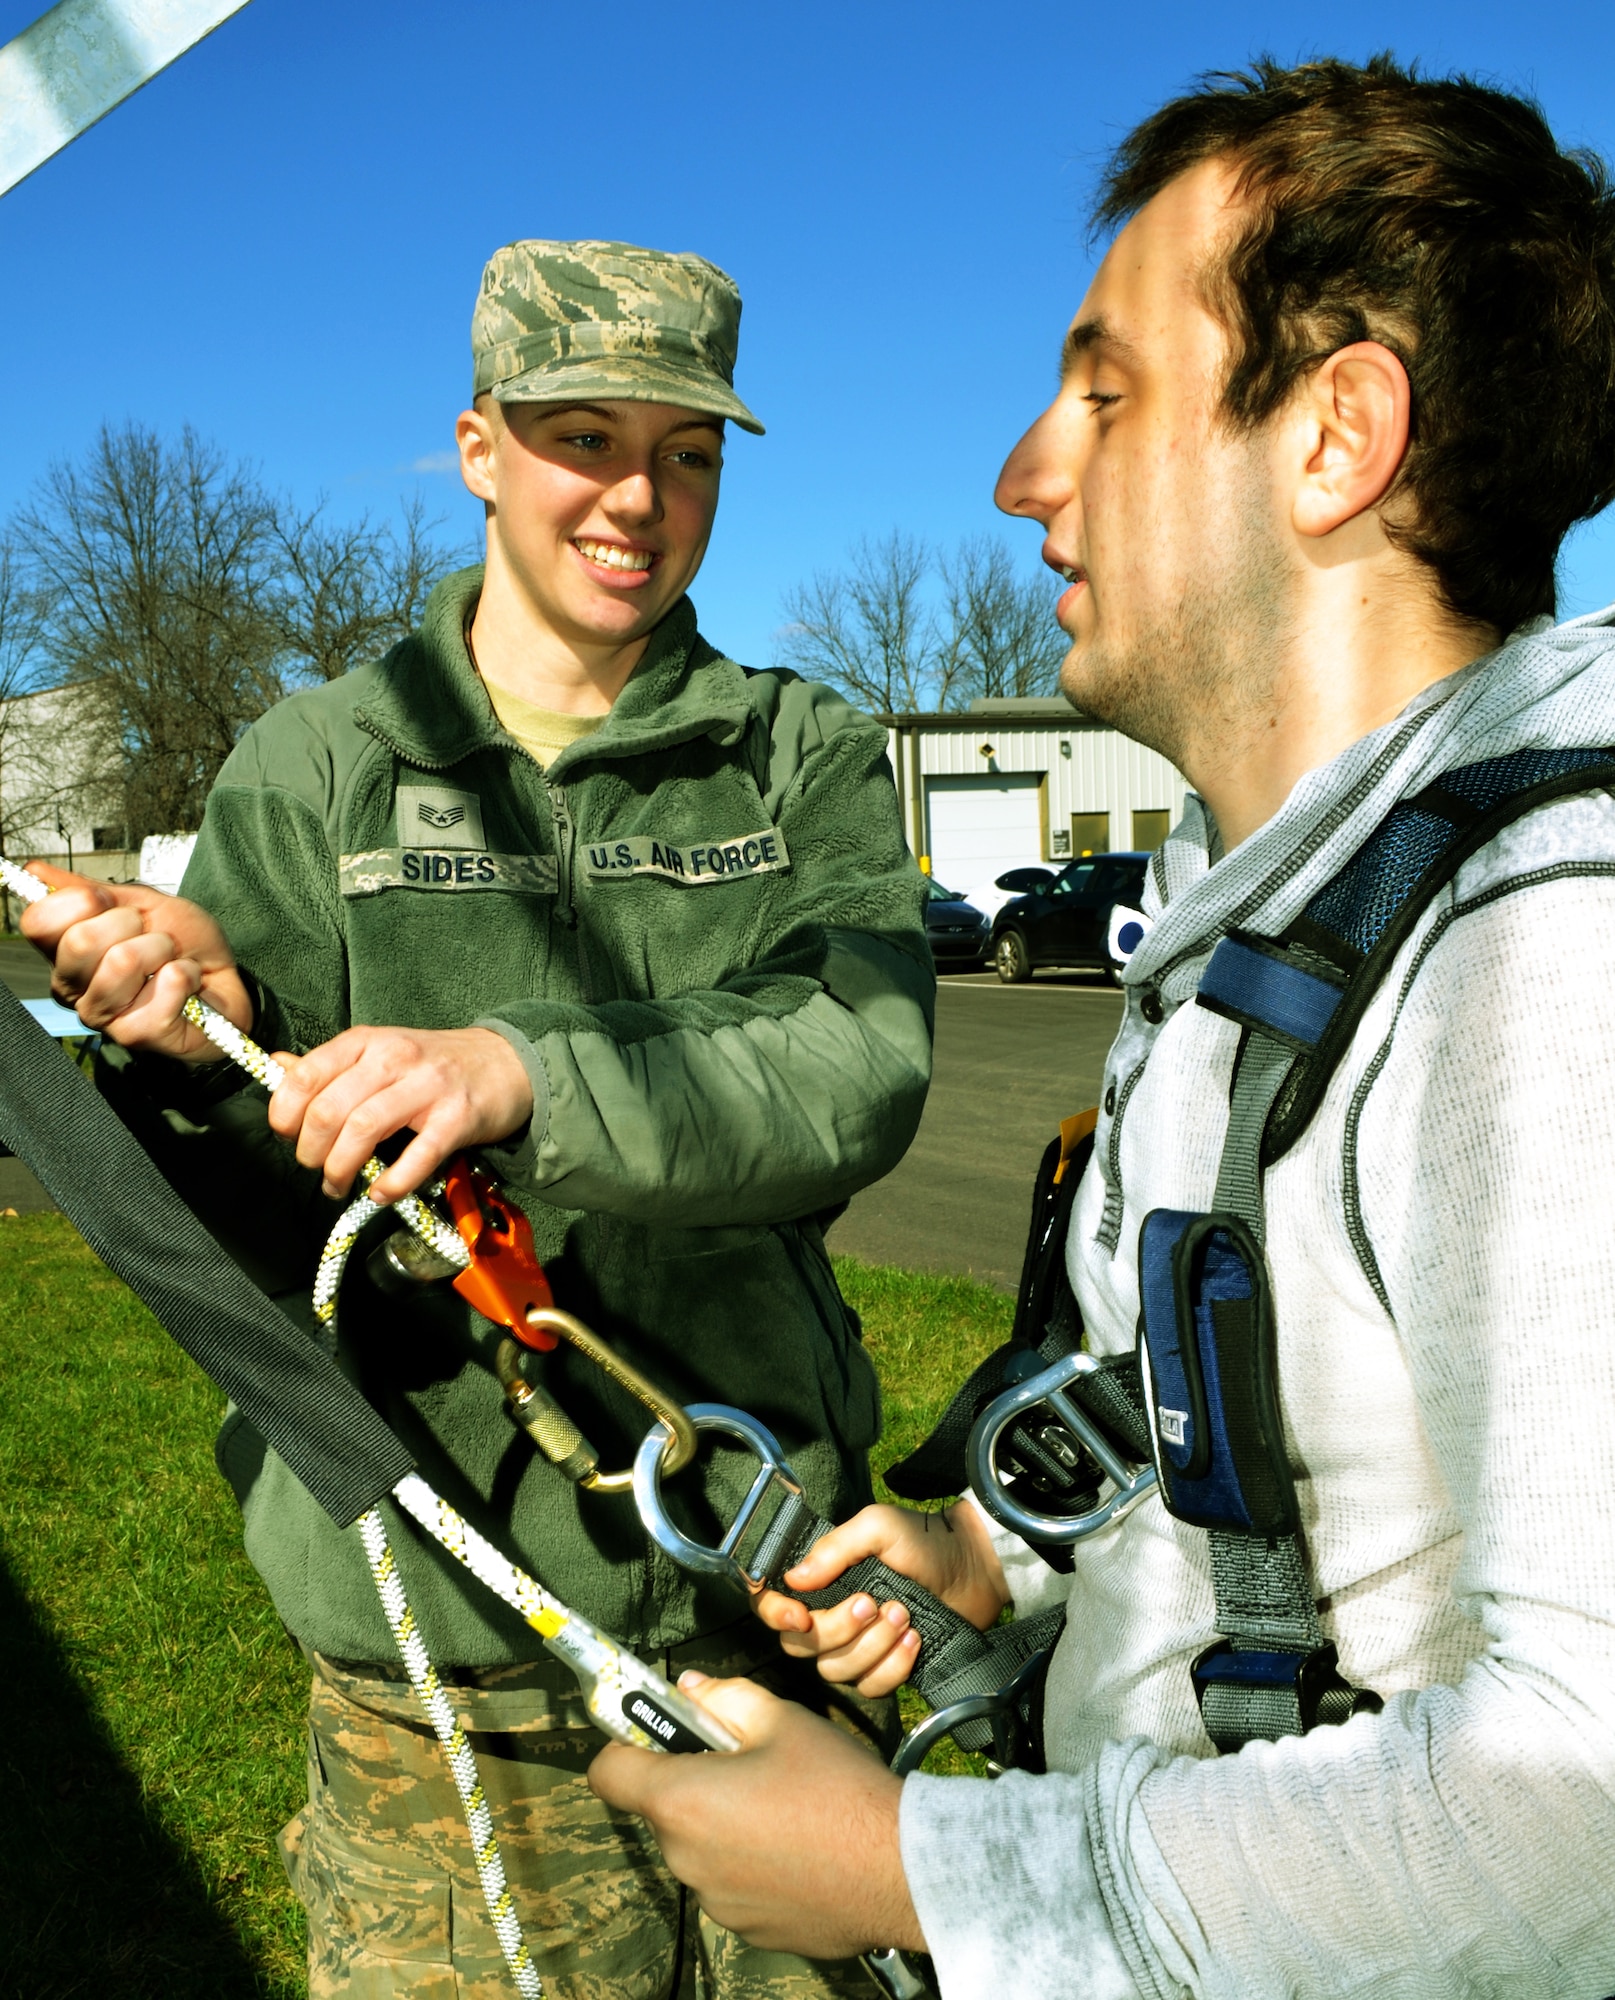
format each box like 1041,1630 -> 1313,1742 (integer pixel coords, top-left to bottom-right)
282,1624 -> 893,1999
471,239 -> 765,434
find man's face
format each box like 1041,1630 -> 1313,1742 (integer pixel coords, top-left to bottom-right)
458,398 -> 724,650
995,160 -> 1296,768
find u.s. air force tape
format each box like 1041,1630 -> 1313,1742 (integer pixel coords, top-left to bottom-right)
583,830 -> 789,885
339,849 -> 560,897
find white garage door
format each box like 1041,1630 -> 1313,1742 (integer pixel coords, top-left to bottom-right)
925,775 -> 1043,898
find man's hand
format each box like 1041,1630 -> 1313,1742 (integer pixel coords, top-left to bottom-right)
267,1024 -> 535,1201
753,1501 -> 1011,1696
588,1675 -> 925,1958
18,861 -> 252,1063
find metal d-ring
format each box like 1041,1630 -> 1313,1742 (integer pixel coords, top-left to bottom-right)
890,1644 -> 1054,1778
968,1351 -> 1157,1544
523,1307 -> 698,1494
633,1402 -> 805,1587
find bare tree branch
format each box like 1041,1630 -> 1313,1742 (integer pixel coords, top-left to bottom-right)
774,532 -> 1065,713
776,534 -> 942,712
938,536 -> 1067,700
10,425 -> 475,846
269,492 -> 474,684
16,424 -> 283,841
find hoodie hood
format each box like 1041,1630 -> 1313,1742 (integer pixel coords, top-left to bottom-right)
1131,601 -> 1615,1003
1086,603 -> 1615,1250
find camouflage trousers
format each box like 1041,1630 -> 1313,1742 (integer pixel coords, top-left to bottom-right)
280,1624 -> 896,1999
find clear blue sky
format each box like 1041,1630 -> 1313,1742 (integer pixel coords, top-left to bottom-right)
2,0 -> 1612,669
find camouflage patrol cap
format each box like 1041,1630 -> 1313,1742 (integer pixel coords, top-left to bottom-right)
472,239 -> 764,435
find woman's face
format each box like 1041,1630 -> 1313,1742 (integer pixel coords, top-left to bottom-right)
458,397 -> 724,651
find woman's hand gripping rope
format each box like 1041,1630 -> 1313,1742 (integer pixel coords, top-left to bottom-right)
10,860 -> 534,1204
1,859 -> 466,1323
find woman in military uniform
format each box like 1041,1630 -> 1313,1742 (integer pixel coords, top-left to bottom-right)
24,239 -> 932,1998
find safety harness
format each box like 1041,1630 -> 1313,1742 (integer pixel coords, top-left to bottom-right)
894,746 -> 1615,1754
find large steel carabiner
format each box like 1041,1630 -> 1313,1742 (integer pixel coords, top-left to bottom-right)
633,1403 -> 805,1588
968,1351 -> 1157,1544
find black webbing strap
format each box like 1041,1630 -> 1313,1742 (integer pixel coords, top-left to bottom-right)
0,984 -> 414,1525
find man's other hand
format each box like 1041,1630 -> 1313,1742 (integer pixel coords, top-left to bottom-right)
588,1675 -> 925,1959
18,862 -> 252,1063
753,1501 -> 1011,1695
267,1024 -> 535,1201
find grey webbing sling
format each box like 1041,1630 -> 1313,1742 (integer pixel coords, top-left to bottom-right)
0,980 -> 413,1526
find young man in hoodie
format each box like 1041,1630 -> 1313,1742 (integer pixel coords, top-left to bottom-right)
24,242 -> 930,1995
590,60 -> 1615,1997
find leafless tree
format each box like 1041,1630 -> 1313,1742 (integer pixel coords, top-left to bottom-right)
13,426 -> 473,845
937,536 -> 1066,700
776,534 -> 960,713
0,541 -> 45,761
775,532 -> 1064,712
0,545 -> 45,925
271,493 -> 474,683
0,547 -> 124,925
16,424 -> 285,842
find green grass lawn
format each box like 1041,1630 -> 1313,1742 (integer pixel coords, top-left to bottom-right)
0,1214 -> 1011,1998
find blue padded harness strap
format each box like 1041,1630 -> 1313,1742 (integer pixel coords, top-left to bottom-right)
1136,1209 -> 1293,1536
1308,746 -> 1615,956
1197,932 -> 1345,1049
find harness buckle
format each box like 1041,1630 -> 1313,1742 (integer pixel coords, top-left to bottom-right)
633,1403 -> 809,1589
1191,1638 -> 1384,1750
968,1351 -> 1157,1544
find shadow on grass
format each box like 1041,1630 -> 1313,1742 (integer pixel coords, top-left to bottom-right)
0,1554 -> 280,2000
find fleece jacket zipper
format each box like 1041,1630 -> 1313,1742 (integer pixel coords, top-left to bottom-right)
547,780 -> 577,930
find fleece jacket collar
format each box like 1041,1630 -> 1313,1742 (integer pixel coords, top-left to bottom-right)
352,565 -> 759,779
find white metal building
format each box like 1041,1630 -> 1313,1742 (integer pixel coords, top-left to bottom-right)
881,696 -> 1188,898
0,681 -> 131,882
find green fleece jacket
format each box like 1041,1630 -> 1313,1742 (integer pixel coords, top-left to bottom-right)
176,566 -> 932,1663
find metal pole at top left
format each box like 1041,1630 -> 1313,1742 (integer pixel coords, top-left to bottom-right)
0,0 -> 251,198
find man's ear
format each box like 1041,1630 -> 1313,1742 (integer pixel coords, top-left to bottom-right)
1290,341 -> 1411,540
456,403 -> 500,507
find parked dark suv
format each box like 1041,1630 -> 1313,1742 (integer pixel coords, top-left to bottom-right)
989,851 -> 1150,983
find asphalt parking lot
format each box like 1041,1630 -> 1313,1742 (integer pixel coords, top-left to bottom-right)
2,941 -> 1126,1281
827,969 -> 1124,1290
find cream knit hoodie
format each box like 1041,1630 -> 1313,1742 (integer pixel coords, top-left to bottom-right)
900,606 -> 1615,1998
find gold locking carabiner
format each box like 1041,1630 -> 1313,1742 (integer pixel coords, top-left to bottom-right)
435,1161 -> 698,1494
495,1311 -> 699,1493
526,1308 -> 698,1492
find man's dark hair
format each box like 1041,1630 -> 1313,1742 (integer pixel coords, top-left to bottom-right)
1097,57 -> 1615,636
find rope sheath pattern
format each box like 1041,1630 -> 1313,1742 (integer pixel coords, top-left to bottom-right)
359,1502 -> 543,1998
391,1472 -> 568,1640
